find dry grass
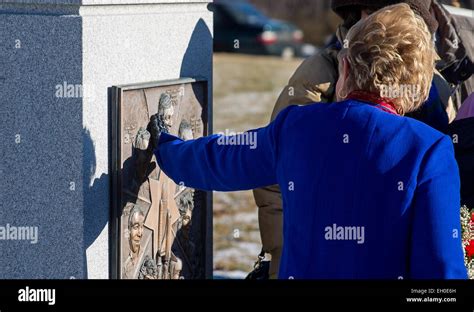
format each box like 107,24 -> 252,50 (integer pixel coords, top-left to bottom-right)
212,53 -> 302,276
213,53 -> 303,132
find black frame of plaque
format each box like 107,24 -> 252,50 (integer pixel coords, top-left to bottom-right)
109,78 -> 212,279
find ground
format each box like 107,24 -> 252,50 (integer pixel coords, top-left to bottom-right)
212,53 -> 303,278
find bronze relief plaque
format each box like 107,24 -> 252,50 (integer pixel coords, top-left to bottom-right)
111,78 -> 211,279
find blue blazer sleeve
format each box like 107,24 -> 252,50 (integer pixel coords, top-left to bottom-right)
409,136 -> 468,279
154,106 -> 294,192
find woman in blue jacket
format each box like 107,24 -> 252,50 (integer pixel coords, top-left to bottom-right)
149,4 -> 467,279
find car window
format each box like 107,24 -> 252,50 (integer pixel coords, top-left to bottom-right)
213,6 -> 225,27
224,3 -> 269,25
211,4 -> 234,27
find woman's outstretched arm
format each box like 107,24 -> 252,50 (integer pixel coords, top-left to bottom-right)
154,106 -> 295,192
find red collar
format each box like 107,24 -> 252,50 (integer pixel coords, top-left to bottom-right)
346,91 -> 399,116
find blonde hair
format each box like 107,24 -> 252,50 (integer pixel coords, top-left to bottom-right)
340,3 -> 436,115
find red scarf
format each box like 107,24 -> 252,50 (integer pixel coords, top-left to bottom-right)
346,90 -> 399,116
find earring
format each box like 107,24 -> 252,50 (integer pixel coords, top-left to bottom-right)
337,88 -> 348,100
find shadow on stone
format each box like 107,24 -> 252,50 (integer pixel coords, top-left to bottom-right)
177,17 -> 213,278
83,128 -> 109,278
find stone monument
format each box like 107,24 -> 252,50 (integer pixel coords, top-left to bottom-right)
0,0 -> 213,279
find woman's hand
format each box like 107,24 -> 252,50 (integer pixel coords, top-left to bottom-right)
146,113 -> 169,151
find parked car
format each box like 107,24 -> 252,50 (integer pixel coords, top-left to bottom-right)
210,0 -> 304,58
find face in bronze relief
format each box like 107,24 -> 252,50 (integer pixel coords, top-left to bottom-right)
158,93 -> 174,132
178,119 -> 194,141
128,205 -> 145,255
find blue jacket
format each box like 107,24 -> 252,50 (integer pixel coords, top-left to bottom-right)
155,99 -> 468,279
